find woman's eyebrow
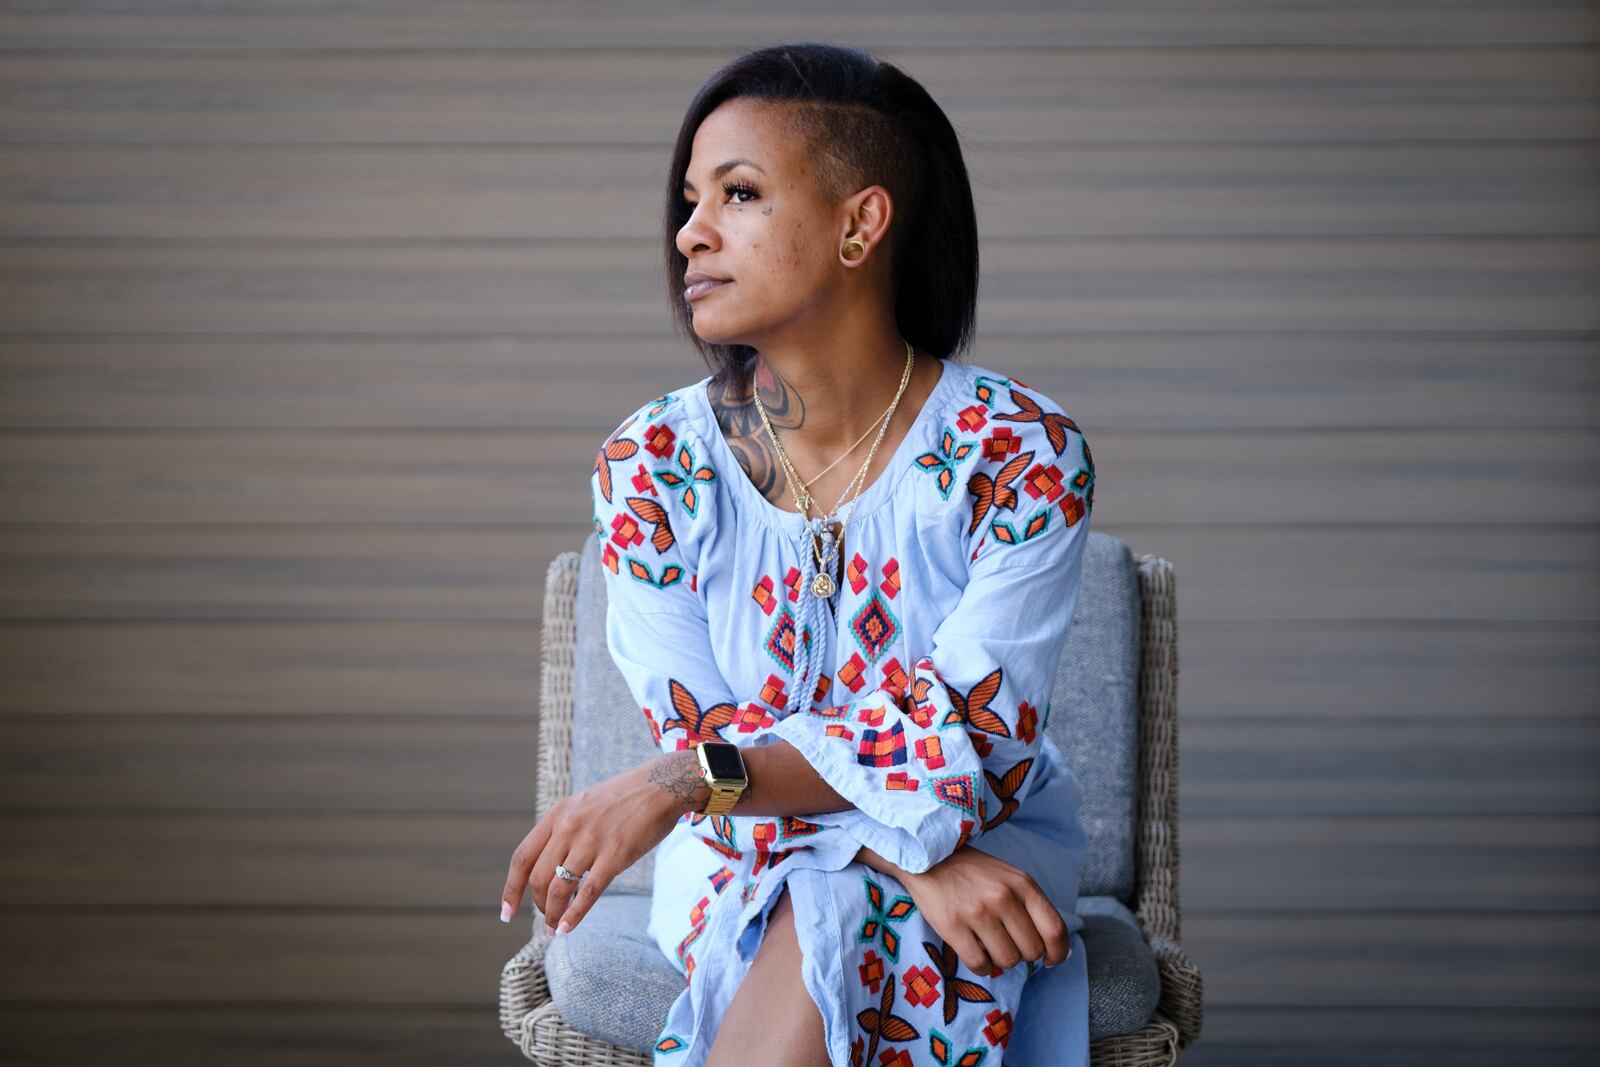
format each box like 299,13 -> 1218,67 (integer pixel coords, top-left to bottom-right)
682,158 -> 767,193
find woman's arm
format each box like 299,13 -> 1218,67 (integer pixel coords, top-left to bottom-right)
651,741 -> 854,818
852,840 -> 918,883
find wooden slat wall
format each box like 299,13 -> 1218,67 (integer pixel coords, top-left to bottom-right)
1,3 -> 1596,1064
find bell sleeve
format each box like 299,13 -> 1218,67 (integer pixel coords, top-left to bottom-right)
763,413 -> 1094,875
589,400 -> 863,870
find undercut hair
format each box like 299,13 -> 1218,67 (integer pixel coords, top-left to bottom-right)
664,42 -> 979,397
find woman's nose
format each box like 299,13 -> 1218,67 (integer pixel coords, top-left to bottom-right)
676,204 -> 718,256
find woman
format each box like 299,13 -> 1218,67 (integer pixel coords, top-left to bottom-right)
501,43 -> 1095,1067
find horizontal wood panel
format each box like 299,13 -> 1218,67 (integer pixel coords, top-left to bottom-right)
3,144 -> 1595,240
0,716 -> 541,811
4,810 -> 1595,913
1,50 -> 1595,144
0,622 -> 542,716
3,620 -> 1592,722
2,526 -> 1593,622
3,240 -> 1595,334
0,811 -> 535,908
1184,911 -> 1600,1009
1122,526 -> 1600,623
2,428 -> 1594,525
1,335 -> 1594,433
3,1 -> 1594,49
1179,622 -> 1600,720
0,912 -> 526,1004
1181,815 -> 1600,911
0,715 -> 1592,816
0,1004 -> 525,1067
1186,717 -> 1600,816
1180,1005 -> 1600,1067
0,908 -> 1592,1009
0,527 -> 567,621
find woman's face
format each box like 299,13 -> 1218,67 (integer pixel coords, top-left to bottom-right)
675,98 -> 862,348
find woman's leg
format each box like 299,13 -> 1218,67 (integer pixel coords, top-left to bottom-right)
704,884 -> 831,1067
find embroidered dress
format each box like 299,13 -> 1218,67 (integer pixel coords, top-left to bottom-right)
589,357 -> 1096,1067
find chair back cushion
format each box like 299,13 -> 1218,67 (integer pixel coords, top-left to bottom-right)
1046,533 -> 1141,903
569,530 -> 1142,903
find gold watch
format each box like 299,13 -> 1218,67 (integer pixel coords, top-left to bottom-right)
694,741 -> 749,816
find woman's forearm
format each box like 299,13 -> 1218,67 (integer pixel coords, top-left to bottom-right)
648,746 -> 921,885
652,741 -> 855,818
852,842 -> 922,885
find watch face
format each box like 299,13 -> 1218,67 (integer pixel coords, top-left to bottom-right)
701,742 -> 745,780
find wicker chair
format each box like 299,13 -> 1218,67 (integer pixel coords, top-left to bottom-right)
500,532 -> 1204,1064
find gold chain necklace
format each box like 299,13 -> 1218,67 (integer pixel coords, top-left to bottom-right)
753,340 -> 915,599
794,394 -> 900,490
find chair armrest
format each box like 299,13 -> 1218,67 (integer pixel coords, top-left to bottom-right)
1146,929 -> 1205,1049
499,925 -> 555,1045
1131,552 -> 1205,1050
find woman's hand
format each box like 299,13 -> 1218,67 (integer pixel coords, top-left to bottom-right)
898,846 -> 1072,976
499,755 -> 688,936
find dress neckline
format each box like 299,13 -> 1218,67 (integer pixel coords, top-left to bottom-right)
690,357 -> 957,537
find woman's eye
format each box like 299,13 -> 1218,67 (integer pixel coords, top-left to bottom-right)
680,182 -> 758,214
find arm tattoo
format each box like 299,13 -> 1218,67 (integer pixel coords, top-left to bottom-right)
649,750 -> 707,808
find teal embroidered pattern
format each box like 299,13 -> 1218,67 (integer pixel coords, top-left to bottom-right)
857,873 -> 918,962
912,424 -> 980,499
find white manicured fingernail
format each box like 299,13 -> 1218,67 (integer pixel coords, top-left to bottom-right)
500,901 -> 513,923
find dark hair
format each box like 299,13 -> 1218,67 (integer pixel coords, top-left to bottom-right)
663,42 -> 980,395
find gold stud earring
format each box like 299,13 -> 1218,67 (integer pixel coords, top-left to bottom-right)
841,238 -> 866,261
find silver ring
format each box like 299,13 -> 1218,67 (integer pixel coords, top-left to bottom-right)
554,863 -> 583,883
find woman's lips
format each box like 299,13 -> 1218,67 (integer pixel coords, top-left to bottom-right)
684,279 -> 731,301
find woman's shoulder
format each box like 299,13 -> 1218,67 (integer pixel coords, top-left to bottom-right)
596,375 -> 713,455
930,360 -> 1096,560
942,359 -> 1085,440
590,377 -> 723,565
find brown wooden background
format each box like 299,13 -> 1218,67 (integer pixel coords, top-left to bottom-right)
1,3 -> 1597,1064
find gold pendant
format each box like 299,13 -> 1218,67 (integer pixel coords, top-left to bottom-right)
811,571 -> 835,598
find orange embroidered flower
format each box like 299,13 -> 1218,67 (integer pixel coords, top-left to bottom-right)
901,964 -> 941,1008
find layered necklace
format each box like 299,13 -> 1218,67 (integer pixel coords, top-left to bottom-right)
751,341 -> 916,711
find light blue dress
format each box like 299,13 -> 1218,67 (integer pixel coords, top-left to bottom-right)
589,357 -> 1096,1067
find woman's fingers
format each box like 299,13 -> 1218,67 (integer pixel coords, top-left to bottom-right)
1018,883 -> 1073,966
950,925 -> 993,976
966,896 -> 1026,974
536,837 -> 596,934
996,886 -> 1049,967
547,853 -> 620,935
499,815 -> 556,922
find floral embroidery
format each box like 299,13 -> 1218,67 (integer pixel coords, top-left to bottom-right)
857,874 -> 918,962
589,365 -> 1093,1065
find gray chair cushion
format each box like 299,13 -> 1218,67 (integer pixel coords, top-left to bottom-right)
544,891 -> 1160,1049
1047,533 -> 1143,904
542,894 -> 692,1054
571,529 -> 1144,905
1077,895 -> 1162,1039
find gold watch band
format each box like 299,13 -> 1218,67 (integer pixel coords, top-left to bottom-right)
701,779 -> 745,816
